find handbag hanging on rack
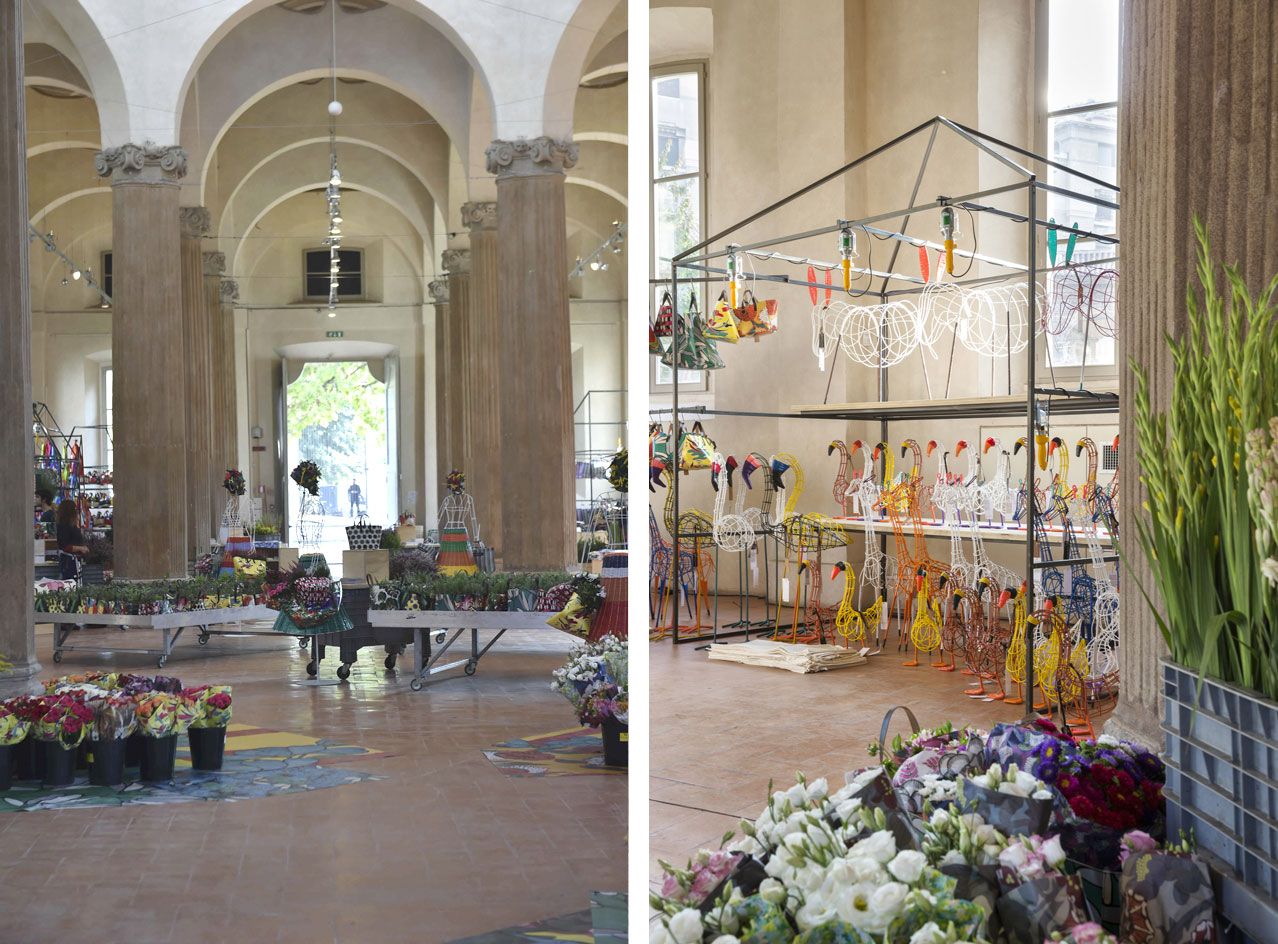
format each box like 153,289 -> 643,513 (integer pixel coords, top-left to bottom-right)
660,292 -> 726,370
653,289 -> 675,337
677,421 -> 716,471
704,292 -> 741,343
733,289 -> 779,340
345,514 -> 382,551
649,423 -> 672,464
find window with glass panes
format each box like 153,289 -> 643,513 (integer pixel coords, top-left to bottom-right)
651,65 -> 706,388
1041,0 -> 1119,373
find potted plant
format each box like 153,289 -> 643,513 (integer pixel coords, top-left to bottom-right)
184,685 -> 232,771
551,635 -> 628,766
133,691 -> 195,782
0,701 -> 31,791
87,694 -> 136,787
30,694 -> 92,787
1129,223 -> 1278,926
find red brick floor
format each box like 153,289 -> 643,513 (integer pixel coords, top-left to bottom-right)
649,597 -> 1109,880
2,624 -> 626,943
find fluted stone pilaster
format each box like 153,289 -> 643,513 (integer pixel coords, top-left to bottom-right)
0,2 -> 42,694
462,201 -> 503,555
180,207 -> 214,557
1110,0 -> 1278,746
428,278 -> 450,506
442,250 -> 471,517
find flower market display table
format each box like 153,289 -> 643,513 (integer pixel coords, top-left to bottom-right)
366,610 -> 557,690
37,606 -> 277,669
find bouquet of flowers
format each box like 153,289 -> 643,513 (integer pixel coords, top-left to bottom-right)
994,835 -> 1089,944
551,635 -> 627,726
134,692 -> 196,738
652,773 -> 987,944
224,468 -> 246,496
184,685 -> 232,728
869,721 -> 987,779
118,674 -> 183,697
263,565 -> 341,628
29,694 -> 93,749
657,850 -> 743,908
446,469 -> 465,494
0,701 -> 31,746
960,762 -> 1056,837
1118,831 -> 1215,944
1047,923 -> 1119,944
290,460 -> 321,496
1039,737 -> 1164,835
90,695 -> 136,741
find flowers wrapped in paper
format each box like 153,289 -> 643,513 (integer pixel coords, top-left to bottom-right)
184,685 -> 233,728
90,695 -> 136,741
993,834 -> 1090,944
134,692 -> 197,738
29,695 -> 93,749
1118,832 -> 1215,944
0,702 -> 31,746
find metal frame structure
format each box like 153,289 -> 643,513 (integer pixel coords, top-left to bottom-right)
658,116 -> 1120,722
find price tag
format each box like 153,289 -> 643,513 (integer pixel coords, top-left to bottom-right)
781,577 -> 791,603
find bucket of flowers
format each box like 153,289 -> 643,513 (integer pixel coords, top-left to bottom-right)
551,635 -> 628,766
184,685 -> 232,771
134,691 -> 196,783
29,693 -> 93,787
0,701 -> 31,791
86,694 -> 136,787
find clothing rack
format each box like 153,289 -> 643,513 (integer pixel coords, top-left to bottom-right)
658,115 -> 1120,722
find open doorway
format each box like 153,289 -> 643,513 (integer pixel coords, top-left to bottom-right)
283,360 -> 396,564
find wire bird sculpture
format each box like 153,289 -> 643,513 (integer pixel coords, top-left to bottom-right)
650,456 -> 714,636
768,454 -> 847,640
831,560 -> 883,647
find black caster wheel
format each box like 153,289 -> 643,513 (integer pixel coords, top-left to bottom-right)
409,677 -> 423,692
337,663 -> 351,681
463,661 -> 477,676
384,654 -> 397,670
198,632 -> 210,646
299,637 -> 310,650
52,651 -> 63,664
435,632 -> 445,644
306,660 -> 317,678
157,657 -> 168,669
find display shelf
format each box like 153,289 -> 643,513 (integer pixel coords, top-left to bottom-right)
659,115 -> 1121,722
792,392 -> 1118,422
36,605 -> 277,667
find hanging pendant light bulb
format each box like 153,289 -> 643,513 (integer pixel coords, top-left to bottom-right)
71,268 -> 81,280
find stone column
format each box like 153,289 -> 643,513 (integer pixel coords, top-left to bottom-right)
442,248 -> 471,507
1107,1 -> 1278,746
216,279 -> 238,486
0,1 -> 42,694
204,251 -> 229,530
428,278 -> 450,506
180,207 -> 214,557
461,200 -> 503,555
486,137 -> 578,571
95,143 -> 189,578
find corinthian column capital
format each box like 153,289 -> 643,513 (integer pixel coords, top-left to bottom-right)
484,137 -> 578,179
428,279 -> 449,304
460,201 -> 497,232
442,248 -> 471,275
180,206 -> 211,238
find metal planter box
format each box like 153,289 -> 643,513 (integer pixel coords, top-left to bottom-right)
1161,660 -> 1278,942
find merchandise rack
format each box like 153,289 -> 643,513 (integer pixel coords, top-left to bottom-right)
658,116 -> 1120,722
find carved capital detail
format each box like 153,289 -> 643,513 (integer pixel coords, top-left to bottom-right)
180,206 -> 211,238
94,143 -> 188,184
484,137 -> 578,179
202,251 -> 226,276
460,201 -> 497,232
441,248 -> 471,275
219,279 -> 239,303
428,279 -> 449,304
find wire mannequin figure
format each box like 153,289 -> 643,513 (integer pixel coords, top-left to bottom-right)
437,469 -> 479,574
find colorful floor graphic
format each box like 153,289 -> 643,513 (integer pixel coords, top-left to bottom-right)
446,892 -> 627,943
0,723 -> 384,812
481,726 -> 624,778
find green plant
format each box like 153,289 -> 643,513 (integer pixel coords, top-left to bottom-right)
1128,221 -> 1278,700
379,528 -> 402,550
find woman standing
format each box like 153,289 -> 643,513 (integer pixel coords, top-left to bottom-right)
55,499 -> 88,580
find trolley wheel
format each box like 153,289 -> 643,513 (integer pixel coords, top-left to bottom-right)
435,632 -> 445,644
198,631 -> 210,646
464,660 -> 477,676
384,653 -> 397,670
157,656 -> 168,669
299,637 -> 310,650
336,663 -> 351,681
52,651 -> 63,664
409,677 -> 423,692
306,660 -> 317,678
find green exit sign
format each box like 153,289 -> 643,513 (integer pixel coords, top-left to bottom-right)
325,330 -> 344,338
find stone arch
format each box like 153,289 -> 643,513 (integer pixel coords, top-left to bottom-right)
542,0 -> 624,139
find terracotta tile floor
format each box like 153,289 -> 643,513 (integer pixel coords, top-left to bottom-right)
649,597 -> 1109,880
4,623 -> 626,943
